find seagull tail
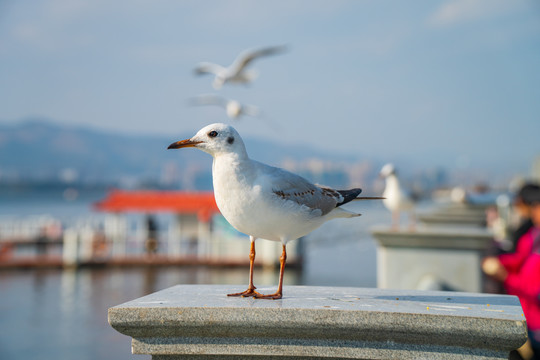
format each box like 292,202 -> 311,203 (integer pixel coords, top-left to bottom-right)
331,207 -> 362,219
353,196 -> 385,201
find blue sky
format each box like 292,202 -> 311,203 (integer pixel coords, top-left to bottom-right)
1,0 -> 539,180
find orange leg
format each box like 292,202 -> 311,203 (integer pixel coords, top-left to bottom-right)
254,244 -> 286,300
227,238 -> 261,297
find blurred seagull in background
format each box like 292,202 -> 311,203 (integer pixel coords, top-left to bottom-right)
168,123 -> 383,299
194,45 -> 287,89
380,163 -> 417,230
189,94 -> 260,119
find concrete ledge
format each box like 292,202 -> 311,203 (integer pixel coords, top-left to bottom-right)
371,226 -> 492,250
418,214 -> 486,227
417,203 -> 488,228
109,285 -> 527,359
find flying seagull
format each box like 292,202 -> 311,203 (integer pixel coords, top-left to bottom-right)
194,45 -> 287,89
188,94 -> 260,119
168,123 -> 383,299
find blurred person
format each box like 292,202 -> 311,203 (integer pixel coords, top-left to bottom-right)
508,183 -> 540,253
145,215 -> 159,255
482,185 -> 540,359
35,227 -> 49,257
92,230 -> 109,260
484,184 -> 540,293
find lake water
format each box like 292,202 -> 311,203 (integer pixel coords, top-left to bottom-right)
0,188 -> 405,360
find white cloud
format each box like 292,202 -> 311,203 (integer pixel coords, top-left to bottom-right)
428,0 -> 527,27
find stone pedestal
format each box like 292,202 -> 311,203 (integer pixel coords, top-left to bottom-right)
418,203 -> 488,228
372,227 -> 492,292
108,285 -> 526,359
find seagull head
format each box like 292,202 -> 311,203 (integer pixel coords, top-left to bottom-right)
167,123 -> 247,158
380,163 -> 396,178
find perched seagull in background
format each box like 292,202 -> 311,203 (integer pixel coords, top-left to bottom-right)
168,123 -> 383,299
194,45 -> 287,89
188,94 -> 260,119
380,163 -> 417,230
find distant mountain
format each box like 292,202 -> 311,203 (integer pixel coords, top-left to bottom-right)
0,118 -> 378,190
0,119 -> 193,183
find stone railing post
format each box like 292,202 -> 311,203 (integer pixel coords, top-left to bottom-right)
372,227 -> 493,292
109,285 -> 527,359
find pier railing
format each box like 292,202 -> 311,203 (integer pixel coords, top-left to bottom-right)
109,285 -> 527,359
0,215 -> 301,268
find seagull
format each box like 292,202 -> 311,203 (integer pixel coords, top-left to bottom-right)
168,123 -> 383,299
188,94 -> 260,119
194,45 -> 287,89
380,163 -> 417,230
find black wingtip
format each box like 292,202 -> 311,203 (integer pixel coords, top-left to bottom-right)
336,188 -> 363,206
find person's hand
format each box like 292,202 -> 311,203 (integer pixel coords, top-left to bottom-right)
482,257 -> 508,282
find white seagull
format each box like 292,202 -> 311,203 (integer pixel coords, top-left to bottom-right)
189,94 -> 260,119
380,163 -> 417,230
194,45 -> 287,89
168,123 -> 383,299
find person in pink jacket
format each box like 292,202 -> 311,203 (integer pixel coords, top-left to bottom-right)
483,185 -> 540,359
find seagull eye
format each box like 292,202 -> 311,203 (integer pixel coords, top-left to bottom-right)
208,131 -> 218,138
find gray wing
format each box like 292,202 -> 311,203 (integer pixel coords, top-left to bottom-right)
230,45 -> 287,73
255,162 -> 343,216
194,62 -> 226,76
